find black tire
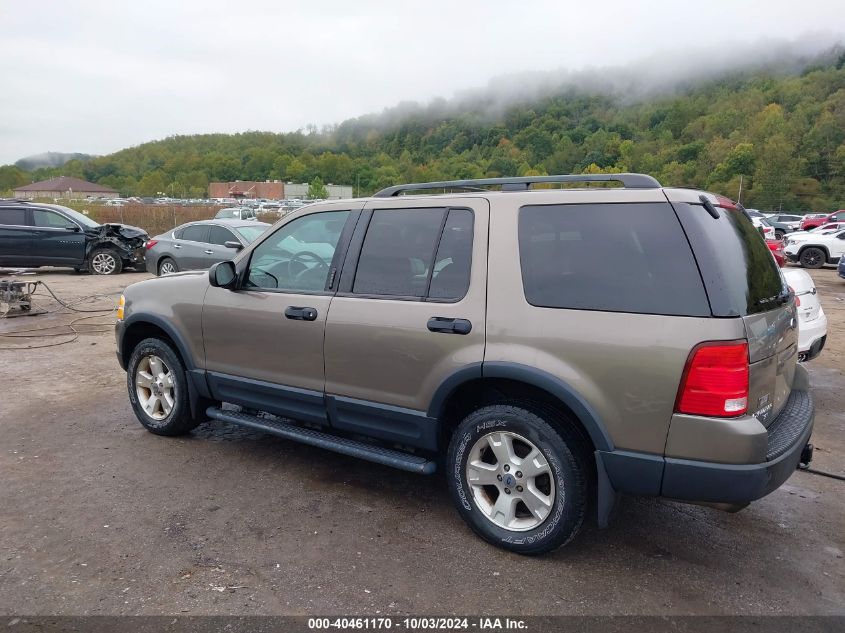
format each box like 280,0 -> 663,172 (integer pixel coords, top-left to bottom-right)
799,247 -> 826,269
158,257 -> 179,276
127,337 -> 201,436
88,248 -> 123,275
775,230 -> 785,240
446,404 -> 591,555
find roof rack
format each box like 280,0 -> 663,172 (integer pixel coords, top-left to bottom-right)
373,173 -> 661,197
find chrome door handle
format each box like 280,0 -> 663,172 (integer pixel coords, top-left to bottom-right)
204,250 -> 213,254
173,244 -> 182,249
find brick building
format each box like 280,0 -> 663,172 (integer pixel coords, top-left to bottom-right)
208,181 -> 284,199
14,176 -> 118,200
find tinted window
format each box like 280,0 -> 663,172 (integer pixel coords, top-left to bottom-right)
0,208 -> 27,226
519,203 -> 710,316
246,211 -> 349,291
208,225 -> 236,245
672,202 -> 786,316
180,224 -> 208,242
32,209 -> 75,228
429,209 -> 473,300
353,208 -> 446,297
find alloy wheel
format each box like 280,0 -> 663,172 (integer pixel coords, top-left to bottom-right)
135,354 -> 175,421
465,431 -> 556,531
92,252 -> 117,274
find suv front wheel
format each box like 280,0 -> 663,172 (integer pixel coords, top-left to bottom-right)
127,337 -> 202,436
447,404 -> 590,555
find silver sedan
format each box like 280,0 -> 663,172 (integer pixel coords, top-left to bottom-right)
145,219 -> 270,276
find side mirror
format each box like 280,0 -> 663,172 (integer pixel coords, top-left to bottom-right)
65,225 -> 81,232
209,261 -> 238,289
224,240 -> 243,250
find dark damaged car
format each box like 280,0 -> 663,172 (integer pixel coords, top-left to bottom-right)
0,199 -> 148,275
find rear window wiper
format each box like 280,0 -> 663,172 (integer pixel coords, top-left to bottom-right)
698,195 -> 720,219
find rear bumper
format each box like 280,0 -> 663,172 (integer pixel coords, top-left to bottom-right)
599,388 -> 814,505
797,310 -> 827,359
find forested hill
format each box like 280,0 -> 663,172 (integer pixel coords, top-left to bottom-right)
3,50 -> 845,210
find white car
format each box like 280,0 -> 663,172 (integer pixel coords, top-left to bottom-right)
784,228 -> 845,268
782,268 -> 827,361
750,216 -> 776,240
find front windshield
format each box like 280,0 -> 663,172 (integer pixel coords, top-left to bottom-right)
44,204 -> 100,228
235,225 -> 269,243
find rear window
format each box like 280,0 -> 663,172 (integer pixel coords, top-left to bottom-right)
672,202 -> 786,316
0,208 -> 27,226
518,203 -> 710,316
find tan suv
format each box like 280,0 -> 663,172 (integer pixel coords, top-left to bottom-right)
116,174 -> 815,554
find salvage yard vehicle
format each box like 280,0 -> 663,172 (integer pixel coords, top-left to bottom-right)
784,228 -> 845,268
0,198 -> 148,274
116,174 -> 815,555
765,213 -> 804,239
145,219 -> 270,276
214,206 -> 258,221
782,268 -> 827,362
799,210 -> 845,231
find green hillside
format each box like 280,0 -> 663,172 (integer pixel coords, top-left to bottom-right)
3,50 -> 845,210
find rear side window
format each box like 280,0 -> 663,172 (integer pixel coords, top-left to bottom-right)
0,208 -> 27,226
518,203 -> 710,316
429,208 -> 474,300
180,224 -> 209,242
353,208 -> 446,297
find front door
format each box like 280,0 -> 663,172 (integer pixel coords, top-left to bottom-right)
29,208 -> 86,266
323,198 -> 489,449
202,207 -> 356,424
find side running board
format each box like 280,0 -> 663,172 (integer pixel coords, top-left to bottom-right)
206,407 -> 437,475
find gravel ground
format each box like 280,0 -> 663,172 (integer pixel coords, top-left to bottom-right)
0,266 -> 843,616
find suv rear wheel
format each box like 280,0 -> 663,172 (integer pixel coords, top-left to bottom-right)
800,247 -> 826,269
127,337 -> 201,436
447,404 -> 590,555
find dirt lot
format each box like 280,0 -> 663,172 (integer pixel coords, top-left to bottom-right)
0,266 -> 843,616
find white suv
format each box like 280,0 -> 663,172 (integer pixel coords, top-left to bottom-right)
784,228 -> 845,268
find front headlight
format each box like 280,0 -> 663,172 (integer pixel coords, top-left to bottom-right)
116,294 -> 125,320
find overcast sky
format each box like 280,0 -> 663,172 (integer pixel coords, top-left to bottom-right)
2,1 -> 844,165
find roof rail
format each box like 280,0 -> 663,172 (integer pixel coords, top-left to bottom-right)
373,173 -> 661,197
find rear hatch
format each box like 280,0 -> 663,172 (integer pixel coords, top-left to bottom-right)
667,192 -> 798,427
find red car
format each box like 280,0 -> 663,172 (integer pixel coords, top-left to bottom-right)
766,239 -> 786,267
799,210 -> 845,231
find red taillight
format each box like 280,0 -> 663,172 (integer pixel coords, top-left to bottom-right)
145,240 -> 158,250
676,342 -> 749,417
789,286 -> 800,306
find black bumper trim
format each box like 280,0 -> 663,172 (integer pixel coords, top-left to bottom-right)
599,389 -> 814,505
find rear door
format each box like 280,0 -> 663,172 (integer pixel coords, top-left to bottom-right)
323,197 -> 488,449
29,208 -> 86,266
0,207 -> 31,265
173,224 -> 210,269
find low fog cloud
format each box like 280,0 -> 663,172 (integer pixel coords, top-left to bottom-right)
1,1 -> 844,163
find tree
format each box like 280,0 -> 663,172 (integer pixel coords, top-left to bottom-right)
307,176 -> 329,200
